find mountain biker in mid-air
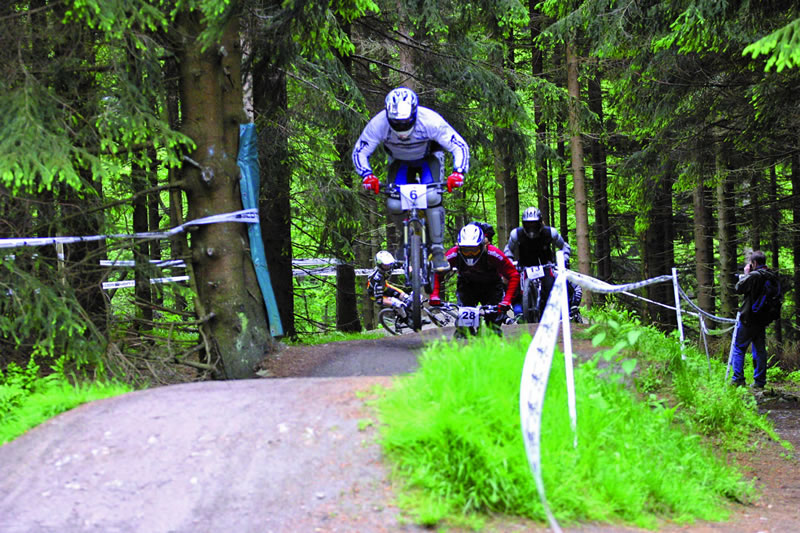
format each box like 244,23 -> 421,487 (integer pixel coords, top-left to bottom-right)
366,250 -> 411,322
504,207 -> 579,320
429,223 -> 519,333
353,87 -> 470,272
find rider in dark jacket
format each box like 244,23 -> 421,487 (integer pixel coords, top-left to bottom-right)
504,207 -> 576,319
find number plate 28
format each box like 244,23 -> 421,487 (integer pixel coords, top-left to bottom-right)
456,306 -> 481,328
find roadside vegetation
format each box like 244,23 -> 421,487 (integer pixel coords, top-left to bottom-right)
376,306 -> 791,530
0,357 -> 131,445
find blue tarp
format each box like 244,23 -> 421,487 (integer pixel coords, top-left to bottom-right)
238,123 -> 284,337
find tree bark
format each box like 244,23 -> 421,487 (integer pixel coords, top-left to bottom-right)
588,66 -> 610,290
177,10 -> 273,379
693,180 -> 715,314
132,158 -> 153,324
557,125 -> 568,238
792,152 -> 800,337
332,21 -> 361,333
769,165 -> 782,343
716,140 -> 737,318
644,167 -> 675,328
530,2 -> 551,226
566,43 -> 592,304
252,56 -> 296,338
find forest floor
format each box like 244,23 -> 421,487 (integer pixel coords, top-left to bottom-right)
0,324 -> 798,533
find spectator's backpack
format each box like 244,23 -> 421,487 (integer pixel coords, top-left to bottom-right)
750,269 -> 787,324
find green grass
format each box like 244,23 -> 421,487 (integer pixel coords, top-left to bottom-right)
0,358 -> 132,445
286,329 -> 386,346
375,315 -> 767,530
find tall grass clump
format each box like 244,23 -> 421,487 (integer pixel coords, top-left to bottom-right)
0,356 -> 131,445
377,332 -> 755,529
583,306 -> 786,450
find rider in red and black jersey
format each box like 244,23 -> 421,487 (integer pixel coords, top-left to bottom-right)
429,224 -> 519,332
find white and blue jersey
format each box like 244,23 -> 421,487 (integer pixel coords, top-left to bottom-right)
352,106 -> 470,178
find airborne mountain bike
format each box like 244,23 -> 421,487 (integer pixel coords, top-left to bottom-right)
380,182 -> 446,331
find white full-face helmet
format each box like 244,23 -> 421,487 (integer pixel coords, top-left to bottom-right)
384,87 -> 418,139
457,224 -> 486,266
521,207 -> 544,238
375,250 -> 396,272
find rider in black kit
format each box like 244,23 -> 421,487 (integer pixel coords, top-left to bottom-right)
504,207 -> 581,319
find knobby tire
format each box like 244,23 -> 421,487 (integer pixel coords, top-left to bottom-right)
410,233 -> 423,330
522,279 -> 540,323
378,308 -> 402,335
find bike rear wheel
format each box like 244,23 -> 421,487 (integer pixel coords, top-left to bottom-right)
409,233 -> 423,330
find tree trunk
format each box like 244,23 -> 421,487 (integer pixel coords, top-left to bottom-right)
177,10 -> 273,379
693,180 -> 715,314
792,152 -> 800,337
716,143 -> 737,318
252,57 -> 296,338
333,21 -> 361,333
644,167 -> 675,328
566,43 -> 591,304
588,66 -> 610,289
557,124 -> 568,238
769,165 -> 782,343
165,56 -> 188,313
530,2 -> 550,226
132,158 -> 153,324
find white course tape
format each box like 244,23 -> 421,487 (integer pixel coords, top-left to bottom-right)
102,275 -> 190,290
0,209 -> 258,249
519,270 -> 568,533
565,270 -> 673,293
99,259 -> 187,268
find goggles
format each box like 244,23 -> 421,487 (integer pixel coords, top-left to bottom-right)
459,245 -> 482,258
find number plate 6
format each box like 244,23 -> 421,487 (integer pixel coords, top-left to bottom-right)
399,184 -> 428,210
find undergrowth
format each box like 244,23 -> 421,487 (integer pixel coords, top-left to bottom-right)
0,356 -> 131,445
375,306 -> 781,530
583,306 -> 787,450
286,329 -> 386,346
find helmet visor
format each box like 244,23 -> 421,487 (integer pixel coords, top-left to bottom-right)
388,117 -> 415,138
523,221 -> 543,235
459,245 -> 482,258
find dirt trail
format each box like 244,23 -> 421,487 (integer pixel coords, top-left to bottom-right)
1,325 -> 798,533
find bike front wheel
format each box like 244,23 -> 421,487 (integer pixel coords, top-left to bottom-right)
522,280 -> 541,323
378,308 -> 408,335
409,233 -> 423,330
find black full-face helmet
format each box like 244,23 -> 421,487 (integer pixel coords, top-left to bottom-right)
521,207 -> 544,238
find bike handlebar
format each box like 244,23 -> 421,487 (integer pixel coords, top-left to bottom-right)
379,182 -> 446,196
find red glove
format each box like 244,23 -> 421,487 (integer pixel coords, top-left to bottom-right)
362,174 -> 379,194
446,171 -> 464,193
498,301 -> 511,313
429,294 -> 441,307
